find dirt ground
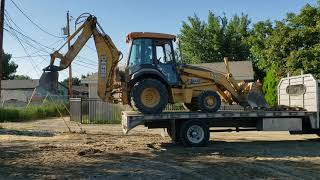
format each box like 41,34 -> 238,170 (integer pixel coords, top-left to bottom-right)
1,118 -> 320,180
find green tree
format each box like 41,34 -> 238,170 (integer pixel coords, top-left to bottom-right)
1,51 -> 18,80
14,75 -> 31,80
61,77 -> 82,87
179,11 -> 252,64
249,3 -> 320,105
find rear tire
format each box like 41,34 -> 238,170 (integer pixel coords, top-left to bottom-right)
180,120 -> 209,147
131,79 -> 168,114
197,91 -> 221,112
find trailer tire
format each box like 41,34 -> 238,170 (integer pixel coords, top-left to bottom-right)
180,120 -> 209,147
197,91 -> 221,112
131,79 -> 168,114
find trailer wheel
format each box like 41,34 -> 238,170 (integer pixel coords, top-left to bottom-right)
197,91 -> 221,112
131,79 -> 168,114
180,120 -> 209,147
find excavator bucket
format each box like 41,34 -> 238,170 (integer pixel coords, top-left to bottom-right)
245,82 -> 269,109
39,71 -> 59,94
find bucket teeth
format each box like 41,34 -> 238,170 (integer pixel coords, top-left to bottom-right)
39,71 -> 59,94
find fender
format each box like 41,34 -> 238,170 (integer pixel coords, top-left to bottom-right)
129,68 -> 169,87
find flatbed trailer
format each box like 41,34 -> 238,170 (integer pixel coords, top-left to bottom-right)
122,74 -> 320,146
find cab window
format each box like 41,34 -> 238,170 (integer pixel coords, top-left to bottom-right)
128,39 -> 153,67
155,39 -> 174,64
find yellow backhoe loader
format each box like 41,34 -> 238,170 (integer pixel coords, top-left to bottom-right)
40,14 -> 268,114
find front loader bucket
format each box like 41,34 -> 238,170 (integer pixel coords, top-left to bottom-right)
39,71 -> 59,94
246,84 -> 269,108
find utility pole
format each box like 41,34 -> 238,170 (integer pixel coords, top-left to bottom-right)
0,0 -> 5,99
67,11 -> 73,98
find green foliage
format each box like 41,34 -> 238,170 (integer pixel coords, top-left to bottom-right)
13,75 -> 32,80
61,77 -> 82,86
179,11 -> 251,64
0,103 -> 69,122
180,3 -> 320,105
262,65 -> 280,106
1,50 -> 18,80
250,3 -> 320,103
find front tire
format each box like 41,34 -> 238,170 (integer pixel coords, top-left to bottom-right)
131,79 -> 168,114
180,120 -> 209,147
197,91 -> 221,112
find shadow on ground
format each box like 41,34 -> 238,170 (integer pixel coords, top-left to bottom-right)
158,138 -> 320,158
0,128 -> 55,137
1,134 -> 320,179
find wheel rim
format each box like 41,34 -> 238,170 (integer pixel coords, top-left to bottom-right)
187,125 -> 205,144
204,96 -> 216,108
140,87 -> 161,108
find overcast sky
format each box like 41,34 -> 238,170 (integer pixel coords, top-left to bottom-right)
3,0 -> 317,80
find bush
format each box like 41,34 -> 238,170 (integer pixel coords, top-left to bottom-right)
0,102 -> 69,122
262,67 -> 279,106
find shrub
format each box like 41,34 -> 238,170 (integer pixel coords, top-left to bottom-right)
262,67 -> 279,106
0,102 -> 69,122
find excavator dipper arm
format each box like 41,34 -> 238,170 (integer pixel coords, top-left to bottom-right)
40,15 -> 121,102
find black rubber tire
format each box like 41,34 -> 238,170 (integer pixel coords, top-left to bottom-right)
197,91 -> 221,112
130,79 -> 168,114
180,120 -> 210,147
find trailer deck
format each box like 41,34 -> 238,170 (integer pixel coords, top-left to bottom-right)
122,110 -> 315,134
120,74 -> 320,147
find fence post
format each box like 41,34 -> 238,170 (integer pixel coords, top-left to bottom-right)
80,98 -> 83,124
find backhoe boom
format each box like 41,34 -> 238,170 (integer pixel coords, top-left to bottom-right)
40,15 -> 121,102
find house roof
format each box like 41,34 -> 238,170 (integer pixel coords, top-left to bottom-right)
194,61 -> 254,81
72,86 -> 89,93
1,79 -> 69,91
1,80 -> 39,90
81,61 -> 254,84
81,73 -> 98,84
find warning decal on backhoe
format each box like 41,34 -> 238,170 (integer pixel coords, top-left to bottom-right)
100,55 -> 107,79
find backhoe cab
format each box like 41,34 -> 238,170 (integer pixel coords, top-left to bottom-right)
40,14 -> 268,115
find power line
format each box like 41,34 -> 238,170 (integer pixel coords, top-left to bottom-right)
11,54 -> 48,59
4,14 -> 54,52
76,58 -> 96,67
4,23 -> 49,54
4,26 -> 50,54
77,55 -> 97,63
85,44 -> 96,52
5,26 -> 42,75
9,0 -> 65,39
6,25 -> 53,52
4,16 -> 45,75
73,61 -> 97,70
28,38 -> 65,56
